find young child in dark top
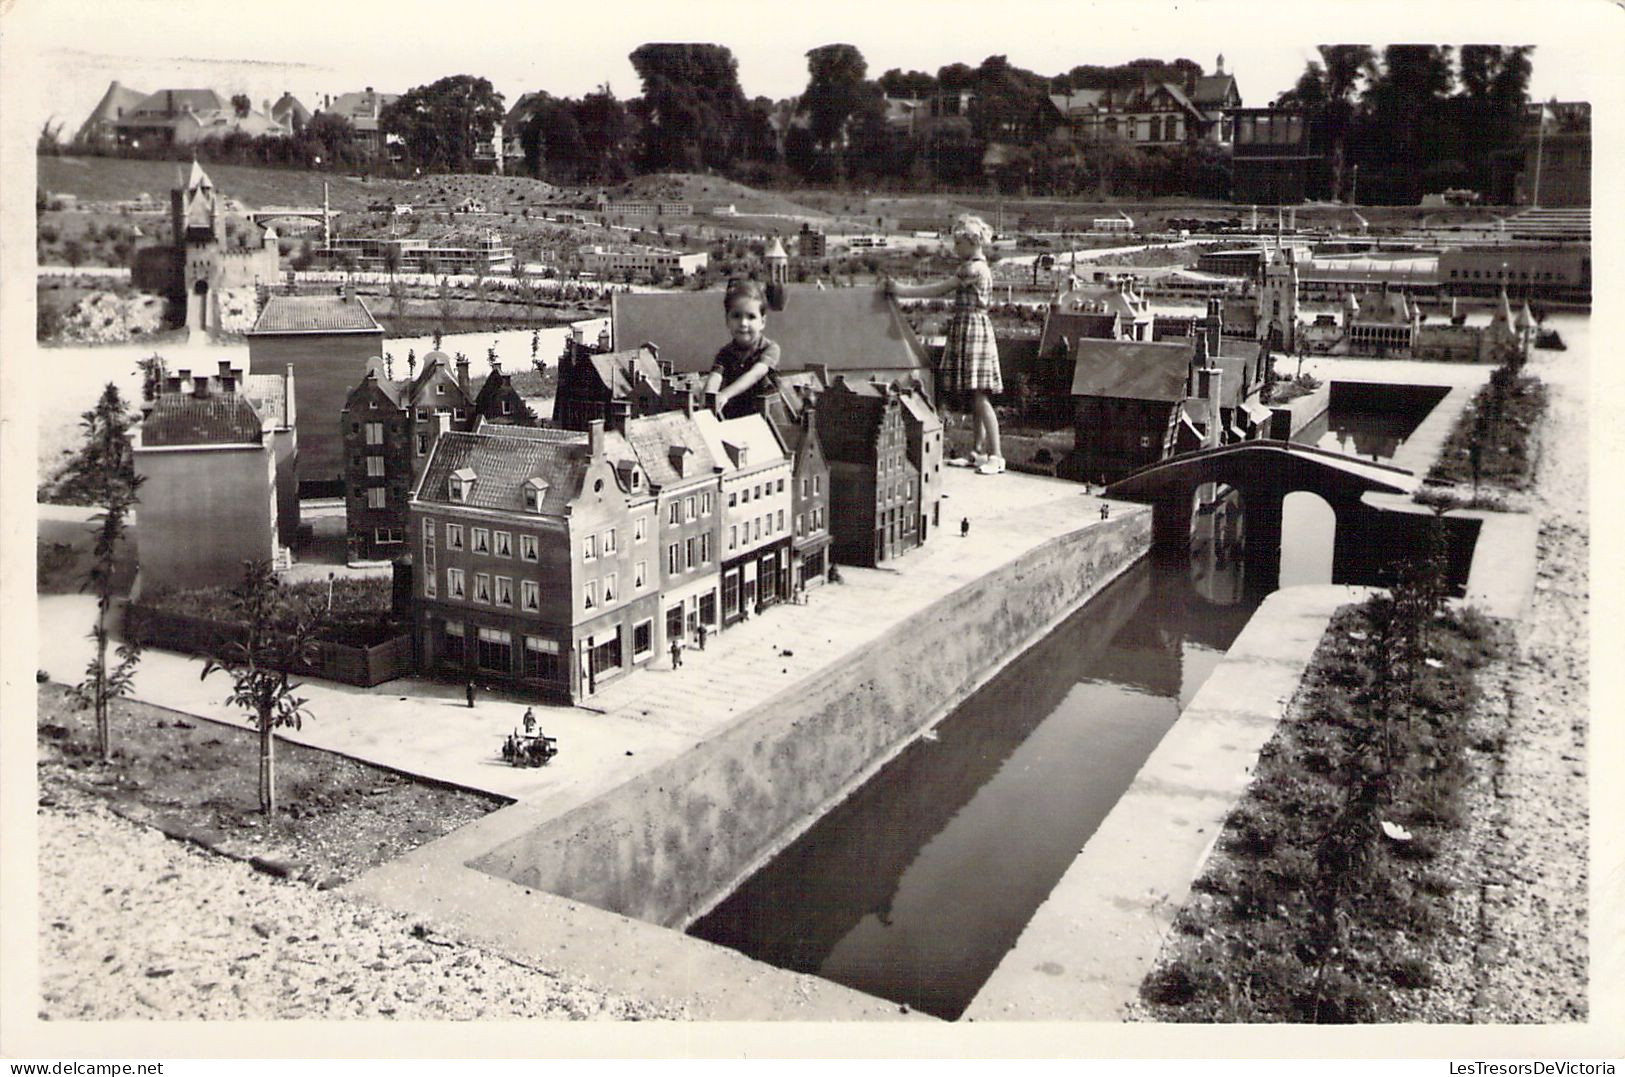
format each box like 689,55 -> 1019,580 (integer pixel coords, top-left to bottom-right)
706,279 -> 781,420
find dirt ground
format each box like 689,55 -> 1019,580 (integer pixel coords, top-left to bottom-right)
38,683 -> 503,887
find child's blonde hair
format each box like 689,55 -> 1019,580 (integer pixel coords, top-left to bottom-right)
950,213 -> 995,250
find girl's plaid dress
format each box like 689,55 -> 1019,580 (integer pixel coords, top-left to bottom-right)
940,256 -> 1003,394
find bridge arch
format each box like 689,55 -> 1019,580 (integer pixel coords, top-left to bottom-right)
1104,440 -> 1422,593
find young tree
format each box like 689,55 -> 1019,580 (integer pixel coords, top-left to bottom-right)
200,561 -> 320,816
68,383 -> 144,762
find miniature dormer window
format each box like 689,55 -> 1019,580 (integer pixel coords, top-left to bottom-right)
449,467 -> 476,503
522,477 -> 548,513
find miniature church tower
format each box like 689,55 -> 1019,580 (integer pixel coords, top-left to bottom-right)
1258,245 -> 1300,353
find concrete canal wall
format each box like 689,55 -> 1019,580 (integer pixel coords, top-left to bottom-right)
470,506 -> 1153,929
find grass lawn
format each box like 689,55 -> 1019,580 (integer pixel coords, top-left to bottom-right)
38,683 -> 504,886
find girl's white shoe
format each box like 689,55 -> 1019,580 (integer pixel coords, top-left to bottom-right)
975,455 -> 1006,475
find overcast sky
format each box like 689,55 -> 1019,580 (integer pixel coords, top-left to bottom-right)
11,0 -> 1613,132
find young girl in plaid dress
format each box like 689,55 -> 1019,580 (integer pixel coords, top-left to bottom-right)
884,214 -> 1005,474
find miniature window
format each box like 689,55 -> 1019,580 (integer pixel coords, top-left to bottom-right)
424,569 -> 437,599
447,568 -> 466,599
667,543 -> 680,575
366,456 -> 386,477
669,501 -> 682,526
633,620 -> 653,659
583,534 -> 597,561
437,384 -> 446,395
521,580 -> 540,611
584,580 -> 598,610
494,531 -> 512,558
814,476 -> 822,495
417,433 -> 429,455
700,533 -> 711,563
495,576 -> 513,607
447,523 -> 464,550
685,537 -> 697,569
777,510 -> 785,531
603,528 -> 617,554
729,492 -> 738,507
449,467 -> 476,502
635,560 -> 647,589
702,492 -> 713,515
635,517 -> 647,543
519,534 -> 538,561
471,528 -> 490,554
603,573 -> 618,605
367,488 -> 386,509
685,496 -> 696,521
523,478 -> 547,512
777,479 -> 785,493
365,421 -> 384,445
443,619 -> 465,661
730,525 -> 737,551
473,573 -> 492,604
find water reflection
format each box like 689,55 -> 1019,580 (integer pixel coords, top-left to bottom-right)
1189,483 -> 1247,605
689,557 -> 1255,1019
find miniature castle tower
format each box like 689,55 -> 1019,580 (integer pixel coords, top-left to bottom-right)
173,161 -> 224,333
1258,245 -> 1300,352
764,236 -> 789,311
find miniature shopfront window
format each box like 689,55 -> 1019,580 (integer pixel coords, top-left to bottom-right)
476,627 -> 511,672
443,620 -> 464,662
523,636 -> 560,679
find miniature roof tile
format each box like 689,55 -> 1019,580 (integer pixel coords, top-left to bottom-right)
1070,338 -> 1195,401
1039,310 -> 1121,355
141,393 -> 265,447
691,412 -> 785,474
250,295 -> 383,334
623,412 -> 719,489
611,286 -> 928,379
417,429 -> 588,514
243,373 -> 291,427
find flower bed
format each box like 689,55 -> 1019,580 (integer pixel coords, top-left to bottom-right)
1136,596 -> 1501,1022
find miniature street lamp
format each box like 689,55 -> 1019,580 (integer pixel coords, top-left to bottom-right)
327,571 -> 336,612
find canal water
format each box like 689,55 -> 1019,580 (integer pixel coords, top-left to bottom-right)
688,391 -> 1440,1019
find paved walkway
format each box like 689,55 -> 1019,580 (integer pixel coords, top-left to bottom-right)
37,469 -> 1128,813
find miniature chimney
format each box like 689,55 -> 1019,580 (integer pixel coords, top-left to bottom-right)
455,354 -> 471,394
1204,297 -> 1223,357
597,325 -> 612,351
192,374 -> 210,398
609,399 -> 632,433
216,360 -> 238,394
570,325 -> 585,345
588,418 -> 605,460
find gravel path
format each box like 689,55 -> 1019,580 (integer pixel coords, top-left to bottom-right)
37,785 -> 683,1021
1462,338 -> 1589,1020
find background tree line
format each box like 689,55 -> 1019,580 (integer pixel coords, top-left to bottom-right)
51,42 -> 1547,204
1275,45 -> 1537,205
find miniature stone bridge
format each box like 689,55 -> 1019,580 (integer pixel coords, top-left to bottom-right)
1105,440 -> 1432,592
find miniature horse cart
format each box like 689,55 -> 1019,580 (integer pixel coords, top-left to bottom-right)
501,731 -> 559,767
